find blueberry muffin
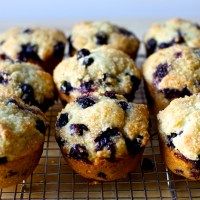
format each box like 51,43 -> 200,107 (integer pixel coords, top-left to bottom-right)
144,18 -> 200,56
68,21 -> 140,59
0,97 -> 47,188
55,94 -> 149,181
53,46 -> 141,103
0,27 -> 67,73
0,61 -> 55,111
142,45 -> 200,113
158,94 -> 200,180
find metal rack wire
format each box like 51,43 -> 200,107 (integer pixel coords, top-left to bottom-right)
0,55 -> 200,200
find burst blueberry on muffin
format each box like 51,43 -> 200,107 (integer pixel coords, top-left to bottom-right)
0,97 -> 47,188
158,94 -> 200,180
53,46 -> 141,104
144,18 -> 200,56
67,21 -> 140,59
0,27 -> 67,73
0,61 -> 56,111
142,45 -> 200,113
55,94 -> 149,181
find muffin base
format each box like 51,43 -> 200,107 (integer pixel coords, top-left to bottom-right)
159,137 -> 200,180
0,144 -> 43,188
62,151 -> 144,181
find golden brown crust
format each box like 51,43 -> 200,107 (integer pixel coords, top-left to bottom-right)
159,137 -> 200,180
0,143 -> 43,188
64,151 -> 143,181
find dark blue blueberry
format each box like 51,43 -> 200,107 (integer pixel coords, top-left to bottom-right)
167,132 -> 178,148
54,42 -> 65,58
97,172 -> 107,179
141,158 -> 155,171
23,28 -> 33,34
177,30 -> 185,44
153,63 -> 169,85
124,135 -> 143,156
0,72 -> 9,85
0,157 -> 7,164
56,136 -> 66,147
175,51 -> 182,58
94,128 -> 120,160
0,54 -> 11,61
6,98 -> 18,106
77,48 -> 91,60
18,43 -> 41,62
76,96 -> 95,109
146,38 -> 157,56
160,87 -> 192,100
80,80 -> 94,93
104,91 -> 117,99
95,32 -> 108,45
56,113 -> 68,128
158,42 -> 172,49
82,57 -> 94,67
36,119 -> 46,135
60,81 -> 73,94
69,124 -> 89,136
118,27 -> 133,37
69,144 -> 89,162
118,101 -> 129,110
20,83 -> 35,105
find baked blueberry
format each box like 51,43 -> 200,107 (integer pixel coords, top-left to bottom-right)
153,63 -> 169,85
69,144 -> 89,162
146,38 -> 157,56
95,32 -> 108,45
82,57 -> 94,67
0,72 -> 9,85
77,48 -> 90,60
160,87 -> 192,100
35,119 -> 46,135
76,96 -> 95,109
23,28 -> 33,34
56,113 -> 68,128
118,101 -> 129,110
104,91 -> 117,99
20,83 -> 35,105
56,136 -> 66,147
69,124 -> 88,136
18,43 -> 41,62
124,135 -> 143,156
60,81 -> 73,94
80,80 -> 94,93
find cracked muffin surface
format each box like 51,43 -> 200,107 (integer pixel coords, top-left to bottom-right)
53,46 -> 141,103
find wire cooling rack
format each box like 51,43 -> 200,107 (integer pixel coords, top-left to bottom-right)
0,55 -> 200,200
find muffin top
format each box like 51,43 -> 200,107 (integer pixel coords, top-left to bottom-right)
143,45 -> 200,104
55,94 -> 149,163
0,61 -> 55,111
144,18 -> 200,56
0,27 -> 67,64
69,21 -> 140,58
158,94 -> 200,161
53,46 -> 141,102
0,97 -> 47,162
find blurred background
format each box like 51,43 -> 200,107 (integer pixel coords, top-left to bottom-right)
0,0 -> 198,37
